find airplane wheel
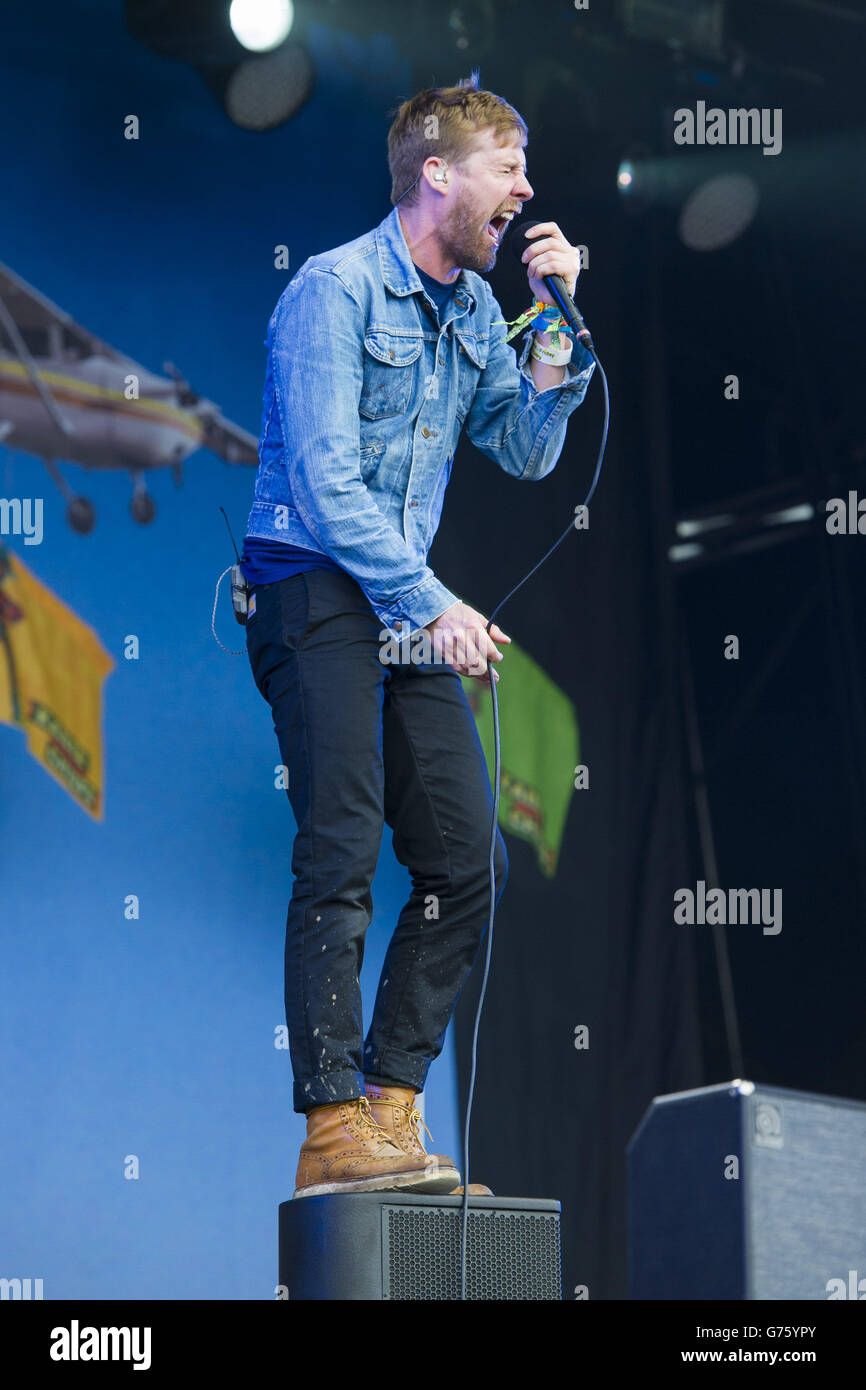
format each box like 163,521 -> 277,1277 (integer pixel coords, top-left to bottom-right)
68,496 -> 96,534
131,492 -> 156,525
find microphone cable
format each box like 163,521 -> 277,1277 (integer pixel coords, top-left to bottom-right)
458,343 -> 610,1301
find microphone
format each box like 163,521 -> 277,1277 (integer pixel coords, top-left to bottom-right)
510,218 -> 594,354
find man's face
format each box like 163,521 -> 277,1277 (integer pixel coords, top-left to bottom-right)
433,129 -> 534,273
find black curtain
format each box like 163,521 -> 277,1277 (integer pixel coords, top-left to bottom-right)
435,212 -> 705,1299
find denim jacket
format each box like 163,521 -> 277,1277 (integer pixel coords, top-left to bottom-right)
244,203 -> 595,633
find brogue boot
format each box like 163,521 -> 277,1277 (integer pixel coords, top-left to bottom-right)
294,1095 -> 459,1198
364,1082 -> 461,1187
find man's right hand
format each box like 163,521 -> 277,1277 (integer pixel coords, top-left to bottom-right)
421,601 -> 511,685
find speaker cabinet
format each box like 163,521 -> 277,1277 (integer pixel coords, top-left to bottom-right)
278,1192 -> 562,1300
628,1081 -> 866,1300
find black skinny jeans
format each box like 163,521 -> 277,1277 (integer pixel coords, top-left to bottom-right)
245,567 -> 509,1114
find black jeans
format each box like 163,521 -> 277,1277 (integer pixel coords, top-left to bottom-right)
245,567 -> 509,1113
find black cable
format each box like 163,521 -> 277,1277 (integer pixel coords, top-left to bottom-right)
458,348 -> 609,1300
219,505 -> 242,562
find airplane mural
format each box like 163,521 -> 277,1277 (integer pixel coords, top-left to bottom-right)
0,261 -> 257,533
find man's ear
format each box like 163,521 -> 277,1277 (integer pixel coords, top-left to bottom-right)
426,159 -> 449,188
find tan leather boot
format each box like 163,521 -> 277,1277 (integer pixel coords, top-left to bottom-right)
364,1082 -> 463,1190
294,1095 -> 460,1198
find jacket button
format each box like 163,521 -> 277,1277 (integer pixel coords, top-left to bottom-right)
421,426 -> 437,438
388,350 -> 395,359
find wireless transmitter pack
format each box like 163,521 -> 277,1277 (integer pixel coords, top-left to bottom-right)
211,508 -> 253,653
230,561 -> 252,626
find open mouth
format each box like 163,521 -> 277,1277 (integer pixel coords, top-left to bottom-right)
485,211 -> 514,243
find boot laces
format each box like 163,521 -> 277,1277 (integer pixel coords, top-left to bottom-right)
355,1094 -> 398,1145
408,1106 -> 434,1148
361,1092 -> 434,1148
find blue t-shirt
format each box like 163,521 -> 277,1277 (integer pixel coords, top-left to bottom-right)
242,262 -> 457,587
415,263 -> 458,318
240,536 -> 340,586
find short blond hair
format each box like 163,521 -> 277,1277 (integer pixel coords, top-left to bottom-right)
387,69 -> 528,207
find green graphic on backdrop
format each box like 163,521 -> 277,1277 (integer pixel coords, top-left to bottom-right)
461,638 -> 579,877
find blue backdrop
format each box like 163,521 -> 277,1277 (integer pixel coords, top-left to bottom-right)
0,2 -> 461,1299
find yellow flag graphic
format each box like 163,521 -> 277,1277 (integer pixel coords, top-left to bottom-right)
0,545 -> 113,818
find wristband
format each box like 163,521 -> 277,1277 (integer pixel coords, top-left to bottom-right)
530,333 -> 573,366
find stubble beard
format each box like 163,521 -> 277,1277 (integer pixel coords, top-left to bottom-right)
438,190 -> 498,275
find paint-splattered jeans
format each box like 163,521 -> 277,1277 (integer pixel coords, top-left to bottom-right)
245,566 -> 509,1114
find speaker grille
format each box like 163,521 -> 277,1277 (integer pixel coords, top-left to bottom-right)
384,1206 -> 561,1300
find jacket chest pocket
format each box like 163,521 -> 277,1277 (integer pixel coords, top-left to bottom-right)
359,329 -> 422,420
454,330 -> 489,422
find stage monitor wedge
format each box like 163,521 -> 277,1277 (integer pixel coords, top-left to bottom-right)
628,1081 -> 866,1300
279,1191 -> 562,1300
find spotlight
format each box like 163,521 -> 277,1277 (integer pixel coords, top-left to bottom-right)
615,143 -> 653,203
229,0 -> 294,53
125,0 -> 312,130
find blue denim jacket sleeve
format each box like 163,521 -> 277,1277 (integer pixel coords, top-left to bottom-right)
463,281 -> 596,479
270,267 -> 460,632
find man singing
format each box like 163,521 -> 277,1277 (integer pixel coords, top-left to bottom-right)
242,72 -> 594,1197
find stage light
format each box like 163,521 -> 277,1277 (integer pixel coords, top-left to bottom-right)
126,0 -> 313,130
616,144 -> 652,202
671,499 -> 816,568
677,514 -> 735,538
762,504 -> 814,527
229,0 -> 294,52
668,542 -> 704,563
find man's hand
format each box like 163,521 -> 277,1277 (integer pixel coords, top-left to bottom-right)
520,221 -> 581,302
422,601 -> 511,685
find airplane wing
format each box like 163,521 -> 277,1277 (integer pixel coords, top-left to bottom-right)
198,408 -> 259,466
0,259 -> 259,466
0,260 -> 145,367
